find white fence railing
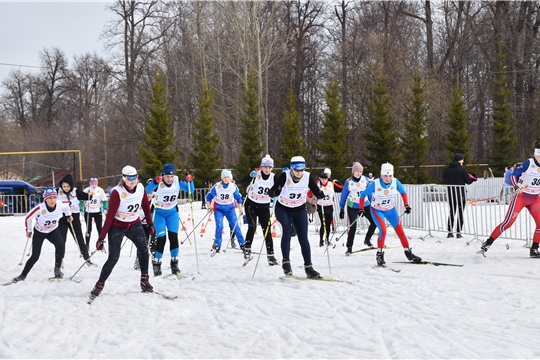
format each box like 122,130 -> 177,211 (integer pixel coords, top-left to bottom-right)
308,178 -> 534,246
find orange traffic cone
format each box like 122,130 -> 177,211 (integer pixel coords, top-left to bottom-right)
187,213 -> 191,221
271,225 -> 277,238
200,223 -> 206,234
181,221 -> 187,231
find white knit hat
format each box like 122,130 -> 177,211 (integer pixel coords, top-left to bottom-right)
221,169 -> 232,179
260,155 -> 274,168
381,162 -> 394,176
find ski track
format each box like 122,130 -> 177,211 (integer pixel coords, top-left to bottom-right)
2,211 -> 540,358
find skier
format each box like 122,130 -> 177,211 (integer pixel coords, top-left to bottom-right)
243,155 -> 278,265
12,188 -> 72,282
89,165 -> 154,300
479,141 -> 540,258
323,167 -> 342,233
145,163 -> 194,276
205,169 -> 246,254
83,177 -> 108,248
316,172 -> 335,247
269,156 -> 324,278
57,174 -> 95,266
358,162 -> 421,267
339,162 -> 377,254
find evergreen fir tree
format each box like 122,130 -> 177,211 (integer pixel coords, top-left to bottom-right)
365,73 -> 401,177
138,71 -> 178,181
315,80 -> 351,182
446,80 -> 470,163
188,78 -> 221,187
279,86 -> 307,168
236,71 -> 265,186
491,44 -> 517,176
402,73 -> 430,184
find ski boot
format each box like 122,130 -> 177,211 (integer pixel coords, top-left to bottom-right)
90,281 -> 105,298
152,258 -> 162,276
13,274 -> 26,283
319,239 -> 324,247
376,250 -> 385,266
304,263 -> 321,279
325,238 -> 332,246
282,260 -> 292,276
364,238 -> 373,248
478,238 -> 494,256
242,246 -> 251,260
447,233 -> 454,238
345,247 -> 353,256
456,233 -> 463,239
267,253 -> 279,266
170,258 -> 180,275
530,243 -> 540,258
140,273 -> 153,292
211,244 -> 220,255
230,233 -> 238,249
404,248 -> 422,263
54,266 -> 63,278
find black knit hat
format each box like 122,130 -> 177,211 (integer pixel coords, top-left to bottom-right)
453,153 -> 464,162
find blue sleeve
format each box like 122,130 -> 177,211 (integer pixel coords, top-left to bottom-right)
396,179 -> 406,194
233,185 -> 243,204
512,160 -> 529,186
339,180 -> 350,210
145,182 -> 158,194
205,185 -> 217,202
179,180 -> 195,194
360,181 -> 375,199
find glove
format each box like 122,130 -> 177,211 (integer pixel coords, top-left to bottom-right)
316,190 -> 325,199
186,173 -> 193,182
358,209 -> 365,217
469,173 -> 477,182
155,175 -> 162,184
250,170 -> 257,178
405,205 -> 412,214
339,210 -> 345,220
96,238 -> 106,251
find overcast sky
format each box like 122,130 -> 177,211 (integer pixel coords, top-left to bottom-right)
0,1 -> 113,83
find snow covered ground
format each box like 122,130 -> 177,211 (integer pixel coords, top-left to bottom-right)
1,203 -> 539,359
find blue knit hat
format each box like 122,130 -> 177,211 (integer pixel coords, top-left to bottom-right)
290,156 -> 306,170
162,163 -> 176,176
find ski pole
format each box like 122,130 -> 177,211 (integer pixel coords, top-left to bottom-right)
223,204 -> 243,253
19,235 -> 30,266
69,250 -> 98,281
252,207 -> 275,279
68,221 -> 81,250
321,205 -> 331,274
331,215 -> 360,250
182,211 -> 210,244
187,180 -> 200,274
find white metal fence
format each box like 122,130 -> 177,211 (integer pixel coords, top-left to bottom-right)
310,177 -> 535,246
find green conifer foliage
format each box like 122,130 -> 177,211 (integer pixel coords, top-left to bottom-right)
446,81 -> 470,163
236,72 -> 265,185
279,86 -> 307,168
491,44 -> 517,176
402,73 -> 430,184
138,71 -> 178,181
315,80 -> 351,182
365,74 -> 401,177
188,78 -> 221,187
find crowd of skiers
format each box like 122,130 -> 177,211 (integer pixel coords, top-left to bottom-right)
10,141 -> 540,300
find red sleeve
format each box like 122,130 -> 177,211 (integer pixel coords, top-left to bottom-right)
141,188 -> 153,226
401,193 -> 409,207
332,180 -> 344,189
359,198 -> 365,210
99,190 -> 120,239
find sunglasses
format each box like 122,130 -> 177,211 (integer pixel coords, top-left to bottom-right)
125,174 -> 138,181
293,168 -> 305,172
